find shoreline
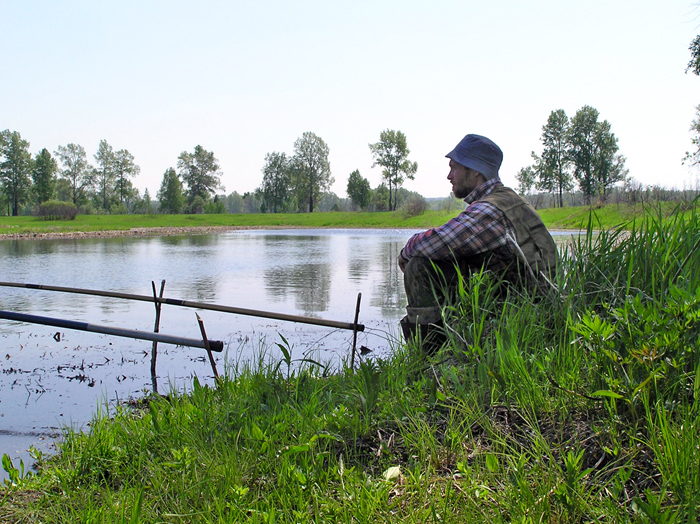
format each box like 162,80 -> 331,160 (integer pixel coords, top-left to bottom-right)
0,225 -> 311,241
0,224 -> 582,241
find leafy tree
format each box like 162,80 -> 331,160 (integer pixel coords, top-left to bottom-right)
346,169 -> 371,210
318,191 -> 346,212
515,165 -> 536,196
593,120 -> 627,201
241,192 -> 262,213
142,189 -> 153,214
291,132 -> 333,213
32,148 -> 58,204
568,106 -> 600,204
55,143 -> 94,205
157,167 -> 185,214
94,139 -> 115,211
55,178 -> 73,203
132,188 -> 153,214
688,35 -> 700,76
204,194 -> 226,214
0,130 -> 33,216
113,149 -> 140,205
225,191 -> 244,213
177,145 -> 223,204
369,129 -> 417,211
683,105 -> 700,168
371,183 -> 390,211
534,109 -> 573,207
258,152 -> 291,213
568,106 -> 626,203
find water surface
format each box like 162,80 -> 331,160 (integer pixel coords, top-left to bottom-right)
0,227 -> 574,473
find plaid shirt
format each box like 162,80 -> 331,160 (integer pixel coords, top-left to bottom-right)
401,179 -> 516,261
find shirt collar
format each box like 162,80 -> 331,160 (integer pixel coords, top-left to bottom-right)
464,178 -> 502,204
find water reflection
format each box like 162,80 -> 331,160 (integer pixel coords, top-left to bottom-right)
0,230 -> 420,455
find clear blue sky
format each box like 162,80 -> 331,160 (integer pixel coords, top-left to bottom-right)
2,0 -> 699,199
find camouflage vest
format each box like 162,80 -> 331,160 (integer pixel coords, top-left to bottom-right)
461,185 -> 558,285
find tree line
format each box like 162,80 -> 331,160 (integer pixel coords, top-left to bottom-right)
0,132 -> 146,216
516,105 -> 628,207
255,129 -> 417,214
0,128 -> 422,217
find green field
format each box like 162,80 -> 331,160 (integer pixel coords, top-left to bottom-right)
0,202 -> 687,237
2,202 -> 699,522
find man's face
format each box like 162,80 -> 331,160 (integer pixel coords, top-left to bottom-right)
447,159 -> 481,199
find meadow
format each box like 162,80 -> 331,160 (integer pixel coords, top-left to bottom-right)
0,201 -> 690,236
1,201 -> 699,522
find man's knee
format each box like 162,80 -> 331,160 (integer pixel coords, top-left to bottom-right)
403,256 -> 459,309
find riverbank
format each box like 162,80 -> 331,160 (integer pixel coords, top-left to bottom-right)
0,201 -> 686,240
2,204 -> 699,522
0,225 -> 289,240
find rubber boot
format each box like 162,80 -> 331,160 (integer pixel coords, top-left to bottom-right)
400,316 -> 446,356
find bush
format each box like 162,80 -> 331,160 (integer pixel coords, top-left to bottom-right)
109,203 -> 128,215
400,195 -> 428,218
33,201 -> 78,221
204,199 -> 226,214
188,196 -> 206,214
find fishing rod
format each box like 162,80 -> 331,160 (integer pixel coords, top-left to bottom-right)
0,281 -> 365,332
0,310 -> 224,352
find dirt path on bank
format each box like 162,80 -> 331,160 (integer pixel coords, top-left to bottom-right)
0,225 -> 308,241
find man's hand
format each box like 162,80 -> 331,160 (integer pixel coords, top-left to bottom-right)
398,249 -> 409,273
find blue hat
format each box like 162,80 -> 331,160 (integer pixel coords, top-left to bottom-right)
446,134 -> 503,180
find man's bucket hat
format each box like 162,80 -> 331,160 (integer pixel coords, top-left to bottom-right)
446,134 -> 503,180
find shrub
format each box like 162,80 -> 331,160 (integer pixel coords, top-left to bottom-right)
33,200 -> 78,221
109,203 -> 128,215
400,194 -> 428,218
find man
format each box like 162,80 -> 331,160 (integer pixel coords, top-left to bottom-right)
398,134 -> 558,348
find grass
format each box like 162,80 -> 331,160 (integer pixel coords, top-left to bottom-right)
0,201 -> 693,237
1,200 -> 699,522
0,210 -> 465,235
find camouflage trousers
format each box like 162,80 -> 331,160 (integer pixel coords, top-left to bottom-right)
403,256 -> 477,326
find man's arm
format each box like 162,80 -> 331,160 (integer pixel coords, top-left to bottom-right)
398,248 -> 409,272
401,201 -> 514,264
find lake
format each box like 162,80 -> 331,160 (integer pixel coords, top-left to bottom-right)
0,227 -> 573,474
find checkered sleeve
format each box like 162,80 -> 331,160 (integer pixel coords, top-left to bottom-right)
402,201 -> 514,261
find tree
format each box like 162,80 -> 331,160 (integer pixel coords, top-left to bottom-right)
258,152 -> 291,213
515,166 -> 536,196
346,169 -> 371,210
568,106 -> 626,204
55,143 -> 93,205
291,132 -> 333,213
683,105 -> 700,168
32,148 -> 58,204
687,35 -> 700,76
93,139 -> 115,211
157,167 -> 185,214
534,109 -> 573,207
132,188 -> 153,214
0,130 -> 33,216
369,129 -> 417,211
568,106 -> 600,204
371,183 -> 390,211
177,146 -> 223,204
241,191 -> 261,213
592,120 -> 627,201
113,149 -> 140,204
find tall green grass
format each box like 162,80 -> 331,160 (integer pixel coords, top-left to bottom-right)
2,201 -> 699,523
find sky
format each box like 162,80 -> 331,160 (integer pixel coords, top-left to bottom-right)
2,0 -> 699,200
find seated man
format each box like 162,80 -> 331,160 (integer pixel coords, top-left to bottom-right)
398,134 -> 558,348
